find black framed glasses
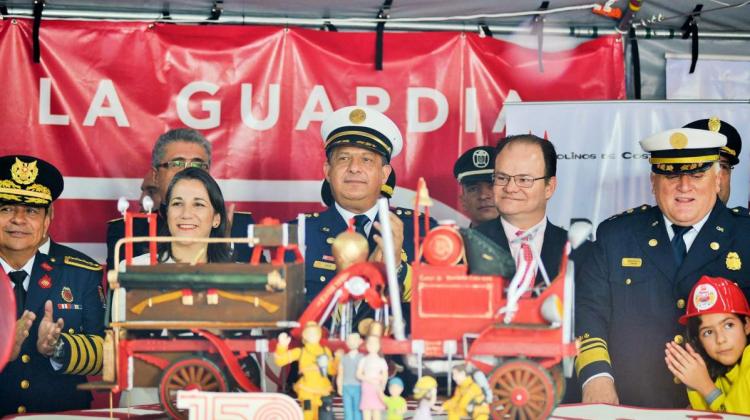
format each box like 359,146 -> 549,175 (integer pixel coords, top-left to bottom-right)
493,173 -> 547,188
157,159 -> 209,170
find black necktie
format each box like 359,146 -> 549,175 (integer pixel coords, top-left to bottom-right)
9,270 -> 27,318
353,214 -> 369,238
671,224 -> 691,267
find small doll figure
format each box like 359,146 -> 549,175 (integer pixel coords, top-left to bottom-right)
665,275 -> 750,415
441,364 -> 489,420
356,322 -> 388,420
412,375 -> 438,420
337,333 -> 364,420
275,322 -> 336,420
382,376 -> 407,420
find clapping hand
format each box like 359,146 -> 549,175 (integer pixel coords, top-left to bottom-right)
665,341 -> 716,397
11,311 -> 36,361
37,300 -> 64,357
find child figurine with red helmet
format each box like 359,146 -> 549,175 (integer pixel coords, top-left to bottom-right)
665,275 -> 750,414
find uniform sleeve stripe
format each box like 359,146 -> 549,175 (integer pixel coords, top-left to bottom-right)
580,341 -> 608,352
580,337 -> 607,348
62,334 -> 78,374
91,335 -> 104,375
401,263 -> 412,303
77,335 -> 97,375
71,334 -> 89,375
575,346 -> 611,376
79,335 -> 103,375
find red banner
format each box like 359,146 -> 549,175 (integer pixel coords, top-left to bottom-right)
0,19 -> 624,261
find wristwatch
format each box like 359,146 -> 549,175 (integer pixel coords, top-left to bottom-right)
51,337 -> 66,364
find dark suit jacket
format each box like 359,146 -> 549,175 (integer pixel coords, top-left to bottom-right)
474,217 -> 586,284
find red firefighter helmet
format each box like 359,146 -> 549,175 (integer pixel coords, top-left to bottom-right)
679,275 -> 750,325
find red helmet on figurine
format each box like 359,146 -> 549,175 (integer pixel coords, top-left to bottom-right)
679,275 -> 750,325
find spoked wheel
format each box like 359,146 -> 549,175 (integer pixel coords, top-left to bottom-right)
159,356 -> 229,420
489,359 -> 555,419
549,364 -> 565,405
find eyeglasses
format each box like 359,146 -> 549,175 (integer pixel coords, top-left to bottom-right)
493,173 -> 547,188
156,159 -> 209,170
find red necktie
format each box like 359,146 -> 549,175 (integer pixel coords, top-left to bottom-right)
516,230 -> 534,297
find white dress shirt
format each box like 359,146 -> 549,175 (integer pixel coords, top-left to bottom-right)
335,202 -> 380,237
500,215 -> 548,261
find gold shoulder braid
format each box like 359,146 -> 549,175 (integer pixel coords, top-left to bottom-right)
64,256 -> 103,271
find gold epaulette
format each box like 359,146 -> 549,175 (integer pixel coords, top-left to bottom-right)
64,256 -> 103,271
575,335 -> 611,376
106,217 -> 123,224
607,204 -> 652,221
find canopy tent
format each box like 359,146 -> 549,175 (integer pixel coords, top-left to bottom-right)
2,0 -> 749,99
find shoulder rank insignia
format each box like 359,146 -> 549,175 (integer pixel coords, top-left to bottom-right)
731,206 -> 750,216
64,256 -> 103,271
607,204 -> 651,221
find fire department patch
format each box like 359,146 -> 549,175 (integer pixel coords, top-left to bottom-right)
693,283 -> 718,311
38,274 -> 52,289
61,286 -> 74,303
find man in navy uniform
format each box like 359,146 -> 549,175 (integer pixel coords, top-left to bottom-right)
453,146 -> 499,228
302,106 -> 433,329
683,117 -> 742,205
576,127 -> 750,407
106,128 -> 254,267
0,155 -> 105,416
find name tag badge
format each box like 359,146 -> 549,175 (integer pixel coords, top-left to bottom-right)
313,260 -> 337,271
621,258 -> 642,268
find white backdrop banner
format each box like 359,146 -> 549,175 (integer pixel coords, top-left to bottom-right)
505,101 -> 750,231
666,54 -> 750,99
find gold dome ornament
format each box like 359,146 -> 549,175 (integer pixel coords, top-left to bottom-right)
331,229 -> 369,271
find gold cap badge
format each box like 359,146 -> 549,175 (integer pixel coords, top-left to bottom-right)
669,132 -> 688,150
708,117 -> 721,132
11,158 -> 38,185
349,108 -> 366,124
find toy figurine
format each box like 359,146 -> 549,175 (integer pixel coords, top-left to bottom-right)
382,376 -> 407,420
275,322 -> 336,420
337,333 -> 364,420
441,364 -> 490,420
356,322 -> 388,420
412,375 -> 438,420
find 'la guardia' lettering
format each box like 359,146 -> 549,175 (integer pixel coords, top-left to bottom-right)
37,77 -> 521,134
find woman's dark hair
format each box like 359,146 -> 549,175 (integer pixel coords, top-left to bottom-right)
686,314 -> 750,380
159,167 -> 231,263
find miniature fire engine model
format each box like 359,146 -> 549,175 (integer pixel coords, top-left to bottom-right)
90,179 -> 583,420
